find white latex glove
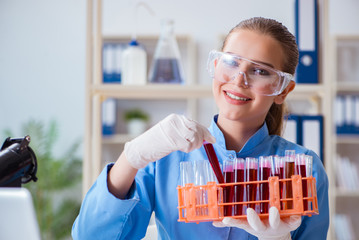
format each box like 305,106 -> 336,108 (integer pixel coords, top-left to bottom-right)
124,114 -> 216,169
213,207 -> 301,240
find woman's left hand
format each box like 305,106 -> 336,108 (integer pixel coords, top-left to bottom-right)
213,207 -> 301,240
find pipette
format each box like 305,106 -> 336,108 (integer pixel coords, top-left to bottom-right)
203,142 -> 224,184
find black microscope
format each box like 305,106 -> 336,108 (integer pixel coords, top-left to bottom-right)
0,136 -> 38,187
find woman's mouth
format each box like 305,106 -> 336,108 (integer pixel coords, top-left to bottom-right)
225,91 -> 250,101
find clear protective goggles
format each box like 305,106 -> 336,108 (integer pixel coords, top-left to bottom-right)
207,50 -> 294,96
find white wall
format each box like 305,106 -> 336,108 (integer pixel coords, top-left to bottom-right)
0,0 -> 358,157
0,0 -> 86,156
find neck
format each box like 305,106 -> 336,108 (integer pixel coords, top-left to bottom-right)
217,115 -> 263,152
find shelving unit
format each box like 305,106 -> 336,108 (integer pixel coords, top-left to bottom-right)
83,0 -> 216,193
330,35 -> 359,239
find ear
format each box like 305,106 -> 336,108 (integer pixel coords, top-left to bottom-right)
274,81 -> 295,104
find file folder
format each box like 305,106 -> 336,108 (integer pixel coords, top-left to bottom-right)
103,43 -> 115,83
283,114 -> 301,144
335,95 -> 346,134
302,115 -> 323,160
335,94 -> 359,135
283,114 -> 324,162
295,0 -> 318,84
103,43 -> 123,83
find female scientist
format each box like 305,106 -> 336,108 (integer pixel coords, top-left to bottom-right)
72,17 -> 329,239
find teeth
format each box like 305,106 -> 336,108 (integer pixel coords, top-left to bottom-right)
226,92 -> 249,101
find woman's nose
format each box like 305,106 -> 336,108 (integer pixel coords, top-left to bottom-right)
232,71 -> 249,88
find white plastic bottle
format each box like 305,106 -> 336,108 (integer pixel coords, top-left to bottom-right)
121,40 -> 147,85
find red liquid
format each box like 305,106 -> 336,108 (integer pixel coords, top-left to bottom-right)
224,171 -> 234,216
234,169 -> 245,215
203,143 -> 224,184
275,167 -> 285,209
300,164 -> 308,211
285,162 -> 295,209
246,169 -> 258,209
260,167 -> 271,214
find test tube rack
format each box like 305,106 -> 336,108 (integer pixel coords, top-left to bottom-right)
177,175 -> 319,223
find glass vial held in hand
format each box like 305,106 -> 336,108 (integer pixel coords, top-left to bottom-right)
148,19 -> 185,84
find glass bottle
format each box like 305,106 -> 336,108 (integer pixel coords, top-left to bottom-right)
148,19 -> 184,84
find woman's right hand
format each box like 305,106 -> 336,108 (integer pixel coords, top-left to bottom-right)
124,114 -> 216,169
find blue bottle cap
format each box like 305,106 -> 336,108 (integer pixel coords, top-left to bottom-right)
129,40 -> 139,46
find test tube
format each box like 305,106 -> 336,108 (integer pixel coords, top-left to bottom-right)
180,161 -> 194,218
284,150 -> 296,209
223,159 -> 235,216
234,158 -> 245,216
180,161 -> 194,186
274,156 -> 285,209
259,156 -> 272,214
305,155 -> 313,211
246,157 -> 258,210
295,154 -> 308,210
194,160 -> 209,216
205,160 -> 217,183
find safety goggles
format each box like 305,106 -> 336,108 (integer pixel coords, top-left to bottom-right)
207,50 -> 294,96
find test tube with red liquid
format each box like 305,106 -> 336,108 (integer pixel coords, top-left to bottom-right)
246,157 -> 258,210
274,156 -> 285,210
295,154 -> 308,210
223,160 -> 235,216
296,154 -> 313,211
234,158 -> 245,216
284,150 -> 296,209
259,156 -> 272,214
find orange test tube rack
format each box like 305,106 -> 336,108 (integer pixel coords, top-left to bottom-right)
177,175 -> 319,223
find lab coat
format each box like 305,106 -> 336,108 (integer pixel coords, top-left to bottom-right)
72,115 -> 329,240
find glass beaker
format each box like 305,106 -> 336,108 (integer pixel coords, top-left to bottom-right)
148,19 -> 184,84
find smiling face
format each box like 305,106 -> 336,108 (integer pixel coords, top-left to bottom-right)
213,29 -> 288,129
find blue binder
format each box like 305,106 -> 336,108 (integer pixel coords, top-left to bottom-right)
102,43 -> 123,83
284,114 -> 324,162
301,115 -> 323,160
295,0 -> 318,84
284,114 -> 302,144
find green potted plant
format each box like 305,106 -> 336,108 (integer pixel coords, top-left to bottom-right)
123,108 -> 150,135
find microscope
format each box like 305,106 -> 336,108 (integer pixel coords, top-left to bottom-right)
0,136 -> 38,187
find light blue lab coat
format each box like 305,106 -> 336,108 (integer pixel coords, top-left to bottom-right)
72,115 -> 329,240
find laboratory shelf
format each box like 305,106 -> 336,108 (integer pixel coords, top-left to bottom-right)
336,82 -> 359,92
92,83 -> 324,100
335,188 -> 359,198
102,134 -> 133,144
336,135 -> 359,144
91,84 -> 213,99
288,84 -> 325,100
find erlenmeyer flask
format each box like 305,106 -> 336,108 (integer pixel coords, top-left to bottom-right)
148,19 -> 184,84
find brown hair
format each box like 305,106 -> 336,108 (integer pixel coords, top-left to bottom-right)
222,17 -> 299,136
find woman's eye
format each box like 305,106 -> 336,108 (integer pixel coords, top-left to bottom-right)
222,58 -> 238,68
253,68 -> 270,76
